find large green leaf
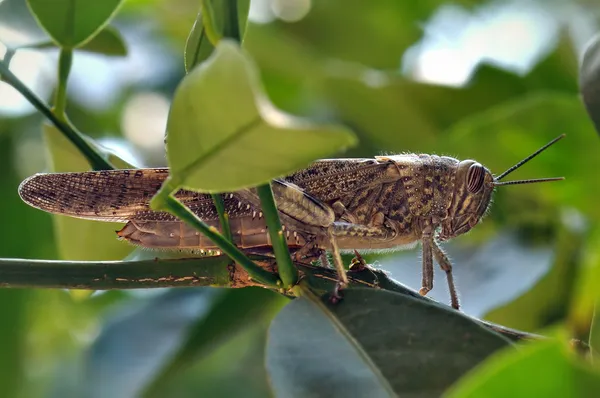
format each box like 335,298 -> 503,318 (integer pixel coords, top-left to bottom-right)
163,40 -> 356,193
26,0 -> 123,48
266,288 -> 510,397
446,336 -> 600,397
43,124 -> 132,260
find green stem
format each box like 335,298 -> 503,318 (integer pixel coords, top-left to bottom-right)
153,191 -> 280,287
256,183 -> 298,288
0,256 -> 231,289
211,193 -> 232,242
0,60 -> 113,171
53,48 -> 72,120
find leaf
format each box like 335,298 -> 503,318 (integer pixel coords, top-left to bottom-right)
446,336 -> 600,397
23,25 -> 127,56
184,12 -> 214,73
143,288 -> 285,397
43,124 -> 132,260
83,289 -> 219,398
484,225 -> 584,332
164,40 -> 356,193
266,288 -> 511,397
79,26 -> 126,55
580,33 -> 600,135
185,0 -> 250,72
26,0 -> 123,48
147,322 -> 272,398
84,288 -> 284,398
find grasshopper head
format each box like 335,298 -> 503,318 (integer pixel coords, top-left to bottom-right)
438,134 -> 565,241
439,160 -> 494,241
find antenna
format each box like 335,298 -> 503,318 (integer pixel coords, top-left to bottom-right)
494,134 -> 565,186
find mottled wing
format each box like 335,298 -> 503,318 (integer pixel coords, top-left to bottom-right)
286,158 -> 400,202
18,159 -> 398,223
18,168 -> 253,223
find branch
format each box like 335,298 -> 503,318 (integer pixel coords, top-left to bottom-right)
0,60 -> 113,171
0,254 -> 558,347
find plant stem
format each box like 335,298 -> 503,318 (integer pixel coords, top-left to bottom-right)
152,187 -> 280,287
211,193 -> 232,242
0,255 -> 570,347
53,48 -> 72,120
256,183 -> 298,288
0,60 -> 113,171
0,256 -> 231,289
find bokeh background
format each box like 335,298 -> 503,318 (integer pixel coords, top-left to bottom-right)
0,0 -> 599,396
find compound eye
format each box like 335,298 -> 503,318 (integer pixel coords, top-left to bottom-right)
466,163 -> 485,193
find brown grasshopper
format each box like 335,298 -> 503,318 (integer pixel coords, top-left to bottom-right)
18,135 -> 564,309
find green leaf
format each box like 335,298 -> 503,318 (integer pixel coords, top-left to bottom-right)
43,124 -> 132,260
184,0 -> 250,72
23,25 -> 127,56
147,321 -> 273,398
144,288 -> 286,397
26,0 -> 124,48
184,11 -> 215,73
446,336 -> 600,397
83,288 -> 284,398
484,224 -> 584,332
580,33 -> 600,135
164,40 -> 356,193
266,288 -> 511,397
84,289 -> 219,398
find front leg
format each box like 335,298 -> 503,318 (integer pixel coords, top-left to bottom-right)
432,240 -> 460,310
420,229 -> 434,298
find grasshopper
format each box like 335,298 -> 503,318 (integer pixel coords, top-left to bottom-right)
18,135 -> 564,309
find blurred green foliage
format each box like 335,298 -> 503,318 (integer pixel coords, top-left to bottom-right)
1,0 -> 600,396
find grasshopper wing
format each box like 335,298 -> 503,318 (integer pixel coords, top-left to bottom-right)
18,168 -> 231,223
